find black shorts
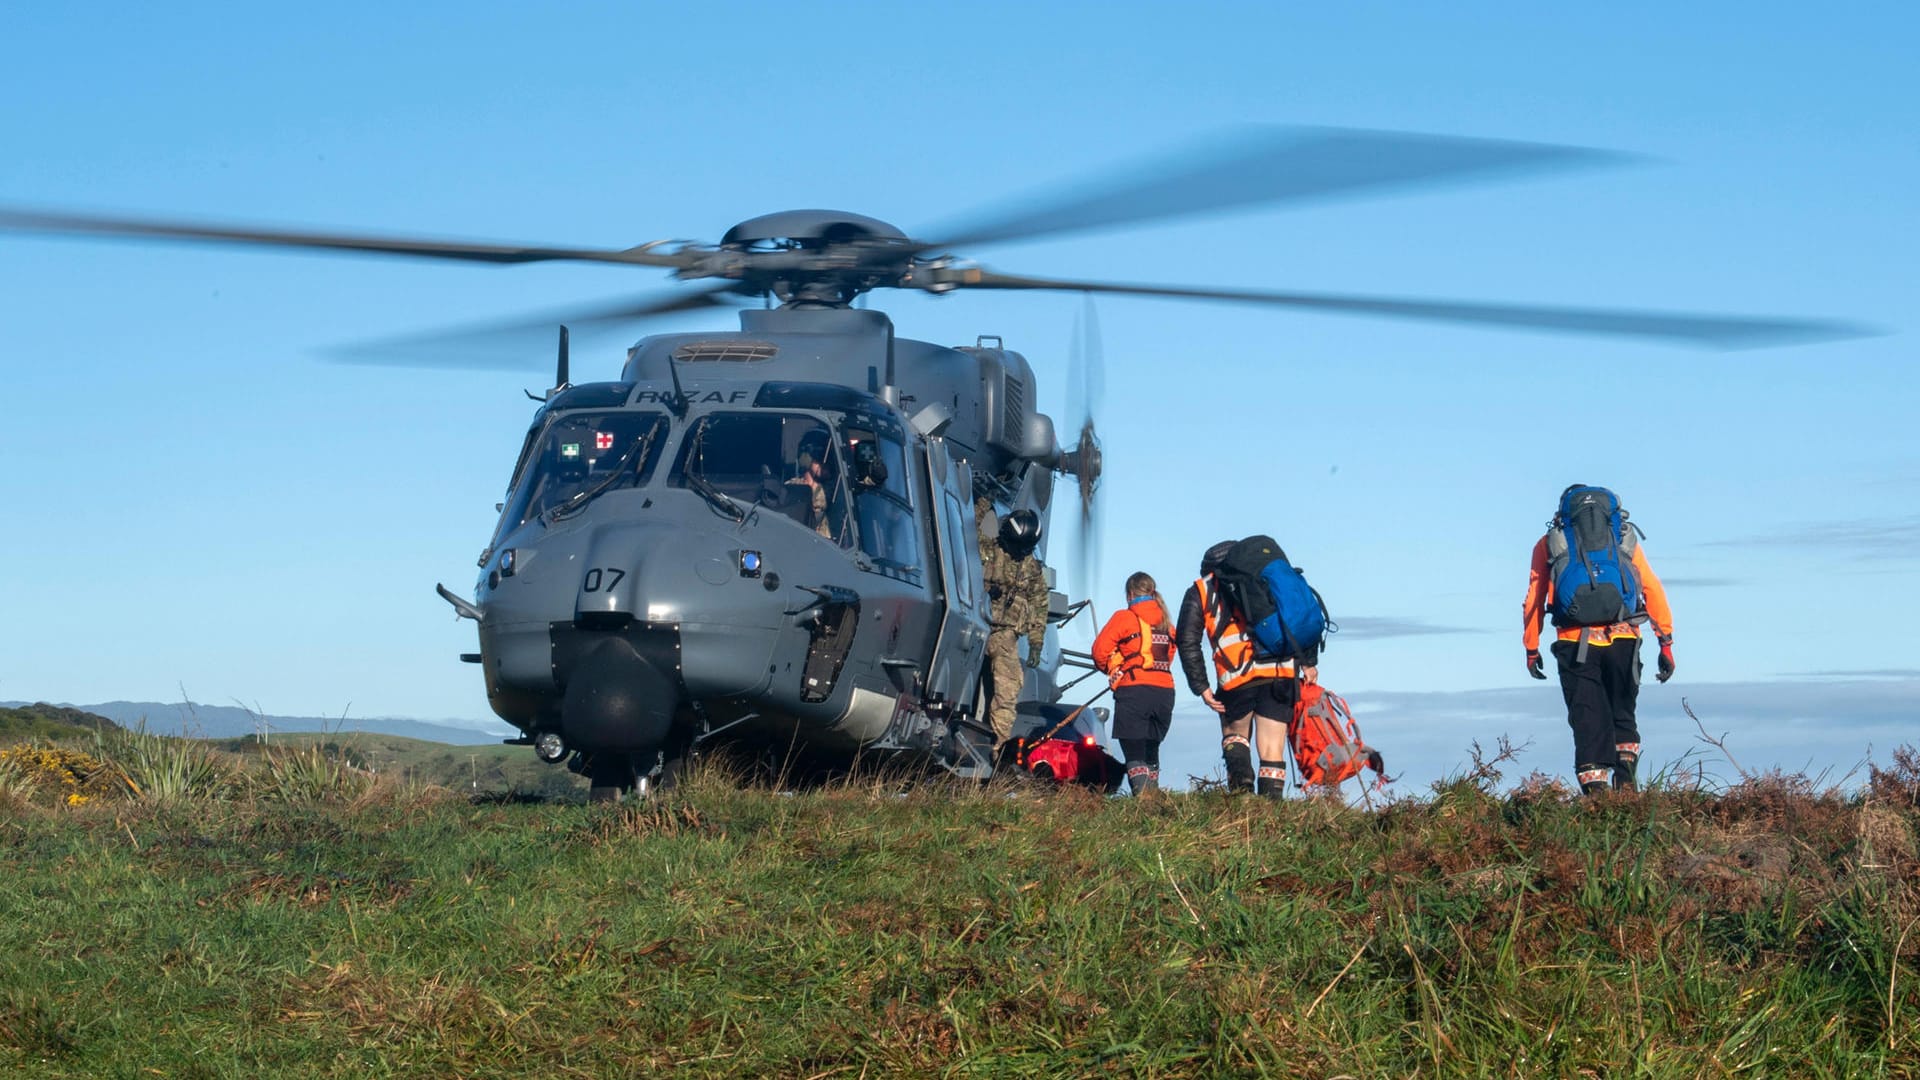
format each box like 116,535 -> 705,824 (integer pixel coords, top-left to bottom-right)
1218,678 -> 1297,726
1110,685 -> 1175,742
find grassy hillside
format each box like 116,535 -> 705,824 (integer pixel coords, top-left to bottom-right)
0,703 -> 120,743
0,737 -> 1916,1077
208,730 -> 586,800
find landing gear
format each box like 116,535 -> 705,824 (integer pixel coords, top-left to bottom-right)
586,754 -> 636,803
580,746 -> 690,802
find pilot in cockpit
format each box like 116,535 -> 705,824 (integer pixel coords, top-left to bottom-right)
784,429 -> 833,538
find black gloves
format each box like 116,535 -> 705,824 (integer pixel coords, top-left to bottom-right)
1656,634 -> 1675,683
1526,648 -> 1546,680
1026,649 -> 1043,670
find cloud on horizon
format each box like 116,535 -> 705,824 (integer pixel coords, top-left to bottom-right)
1337,616 -> 1488,640
1791,668 -> 1920,679
1155,673 -> 1920,795
1703,516 -> 1920,562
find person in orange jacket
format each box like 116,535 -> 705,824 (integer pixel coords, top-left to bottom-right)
1091,571 -> 1178,796
1522,485 -> 1675,795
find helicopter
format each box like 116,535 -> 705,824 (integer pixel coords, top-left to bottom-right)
0,127 -> 1870,799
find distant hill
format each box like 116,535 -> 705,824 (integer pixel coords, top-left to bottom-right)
0,700 -> 512,746
206,730 -> 586,798
0,703 -> 123,742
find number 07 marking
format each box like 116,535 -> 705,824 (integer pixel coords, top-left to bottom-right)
581,567 -> 627,593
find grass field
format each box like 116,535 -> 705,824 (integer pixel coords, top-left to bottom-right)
1,730 -> 1916,1077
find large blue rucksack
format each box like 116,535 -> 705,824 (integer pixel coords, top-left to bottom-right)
1547,486 -> 1643,628
1214,535 -> 1332,663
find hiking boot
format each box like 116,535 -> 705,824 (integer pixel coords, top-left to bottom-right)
1128,772 -> 1160,797
1257,761 -> 1286,799
1577,764 -> 1611,798
1223,744 -> 1255,794
1613,751 -> 1640,792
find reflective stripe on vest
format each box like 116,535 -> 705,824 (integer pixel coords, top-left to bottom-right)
1194,575 -> 1292,691
1108,611 -> 1174,680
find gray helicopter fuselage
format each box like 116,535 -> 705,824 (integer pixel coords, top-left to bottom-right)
469,306 -> 1069,777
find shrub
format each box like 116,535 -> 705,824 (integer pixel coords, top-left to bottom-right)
1867,744 -> 1920,808
258,743 -> 376,803
93,728 -> 239,803
0,744 -> 107,807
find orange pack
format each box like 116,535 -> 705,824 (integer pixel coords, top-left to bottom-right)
1290,683 -> 1385,790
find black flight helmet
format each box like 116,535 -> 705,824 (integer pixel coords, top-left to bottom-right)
999,509 -> 1042,557
795,428 -> 830,474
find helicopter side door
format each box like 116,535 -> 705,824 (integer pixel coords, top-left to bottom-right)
918,437 -> 989,716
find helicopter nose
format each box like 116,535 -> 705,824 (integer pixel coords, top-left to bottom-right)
560,635 -> 677,753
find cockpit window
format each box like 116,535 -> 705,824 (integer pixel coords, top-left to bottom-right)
670,412 -> 853,545
500,411 -> 668,529
840,420 -> 922,582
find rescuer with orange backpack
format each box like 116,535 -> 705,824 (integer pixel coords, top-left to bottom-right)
1523,484 -> 1675,795
1177,540 -> 1319,797
1091,571 -> 1179,796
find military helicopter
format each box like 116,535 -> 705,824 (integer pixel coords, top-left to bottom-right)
0,127 -> 1869,798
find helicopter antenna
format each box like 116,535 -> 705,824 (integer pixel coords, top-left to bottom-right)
552,325 -> 570,398
525,325 -> 574,402
665,352 -> 690,418
880,315 -> 898,407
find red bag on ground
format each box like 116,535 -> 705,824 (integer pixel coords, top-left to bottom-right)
1024,738 -> 1082,783
1290,683 -> 1385,789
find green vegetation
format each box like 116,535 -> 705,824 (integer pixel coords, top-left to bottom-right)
210,731 -> 588,801
0,733 -> 1916,1077
0,704 -> 121,744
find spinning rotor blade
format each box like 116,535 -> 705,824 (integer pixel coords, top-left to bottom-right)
923,126 -> 1630,250
953,270 -> 1874,349
1065,297 -> 1106,621
1077,293 -> 1107,432
328,285 -> 740,370
0,206 -> 691,268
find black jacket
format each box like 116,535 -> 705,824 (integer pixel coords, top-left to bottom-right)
1176,581 -> 1213,696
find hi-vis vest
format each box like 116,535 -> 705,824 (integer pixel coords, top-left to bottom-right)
1195,574 -> 1293,691
1107,612 -> 1174,682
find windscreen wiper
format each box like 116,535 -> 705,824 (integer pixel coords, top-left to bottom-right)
546,426 -> 657,523
685,469 -> 747,523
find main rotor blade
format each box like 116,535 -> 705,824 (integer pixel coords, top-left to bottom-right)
956,270 -> 1876,350
328,286 -> 739,370
922,126 -> 1632,250
0,205 -> 690,268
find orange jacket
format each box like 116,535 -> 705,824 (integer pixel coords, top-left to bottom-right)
1523,534 -> 1673,651
1092,598 -> 1177,689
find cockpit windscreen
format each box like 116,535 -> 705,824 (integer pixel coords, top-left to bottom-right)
501,411 -> 669,527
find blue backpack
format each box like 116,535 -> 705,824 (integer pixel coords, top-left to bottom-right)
1216,535 -> 1332,662
1546,486 -> 1643,628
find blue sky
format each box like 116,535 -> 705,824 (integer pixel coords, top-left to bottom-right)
2,3 -> 1914,791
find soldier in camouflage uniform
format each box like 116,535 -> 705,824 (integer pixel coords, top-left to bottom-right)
978,499 -> 1050,753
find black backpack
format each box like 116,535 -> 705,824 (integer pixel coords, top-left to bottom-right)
1212,535 -> 1333,662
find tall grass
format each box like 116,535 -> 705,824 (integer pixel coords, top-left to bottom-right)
1,734 -> 1914,1075
0,751 -> 33,806
92,725 -> 240,803
256,743 -> 376,804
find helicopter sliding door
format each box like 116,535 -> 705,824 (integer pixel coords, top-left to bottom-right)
919,437 -> 989,718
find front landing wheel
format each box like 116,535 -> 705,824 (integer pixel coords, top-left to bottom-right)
586,754 -> 636,803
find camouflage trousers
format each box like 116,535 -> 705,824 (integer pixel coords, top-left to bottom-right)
985,628 -> 1025,745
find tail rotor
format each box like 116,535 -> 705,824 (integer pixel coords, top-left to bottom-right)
1061,294 -> 1106,624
